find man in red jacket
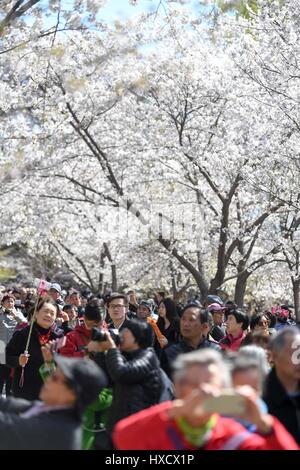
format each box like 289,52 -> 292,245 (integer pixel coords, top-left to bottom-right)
59,300 -> 105,358
113,349 -> 299,450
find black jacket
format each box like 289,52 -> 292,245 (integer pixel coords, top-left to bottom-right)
210,325 -> 226,342
154,318 -> 180,359
263,368 -> 300,445
6,323 -> 64,401
0,396 -> 81,449
161,337 -> 221,378
107,318 -> 132,331
101,347 -> 162,434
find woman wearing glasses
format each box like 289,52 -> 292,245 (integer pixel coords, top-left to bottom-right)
250,313 -> 271,336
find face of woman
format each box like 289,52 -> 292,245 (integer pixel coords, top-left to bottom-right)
254,316 -> 269,334
3,298 -> 15,310
226,314 -> 242,335
120,328 -> 138,352
35,303 -> 57,329
158,302 -> 167,318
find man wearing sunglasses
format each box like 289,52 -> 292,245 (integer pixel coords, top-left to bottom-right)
0,355 -> 107,449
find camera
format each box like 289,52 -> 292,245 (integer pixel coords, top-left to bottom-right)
91,327 -> 121,346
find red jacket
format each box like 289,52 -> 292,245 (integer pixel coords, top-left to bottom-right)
59,323 -> 92,358
113,401 -> 299,450
219,331 -> 246,352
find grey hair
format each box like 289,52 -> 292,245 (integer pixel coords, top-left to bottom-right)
172,348 -> 231,388
238,345 -> 270,377
270,327 -> 300,353
230,346 -> 270,392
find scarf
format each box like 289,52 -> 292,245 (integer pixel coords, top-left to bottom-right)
34,323 -> 54,346
176,414 -> 217,448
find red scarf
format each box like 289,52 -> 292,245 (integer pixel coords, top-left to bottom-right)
37,329 -> 52,346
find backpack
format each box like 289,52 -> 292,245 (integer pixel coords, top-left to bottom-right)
159,368 -> 175,403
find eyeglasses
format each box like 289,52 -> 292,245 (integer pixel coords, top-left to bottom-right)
109,304 -> 126,309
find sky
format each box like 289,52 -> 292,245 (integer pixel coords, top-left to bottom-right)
100,0 -> 160,20
16,0 -> 214,30
44,0 -> 209,23
99,0 -> 206,20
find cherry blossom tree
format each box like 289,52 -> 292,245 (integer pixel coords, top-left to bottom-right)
1,0 -> 300,314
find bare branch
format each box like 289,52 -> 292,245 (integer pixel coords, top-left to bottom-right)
0,0 -> 41,31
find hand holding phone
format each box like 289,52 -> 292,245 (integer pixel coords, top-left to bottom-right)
202,390 -> 246,416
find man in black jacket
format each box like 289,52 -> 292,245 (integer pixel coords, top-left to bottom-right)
0,355 -> 106,449
106,293 -> 133,330
160,304 -> 221,377
263,327 -> 300,445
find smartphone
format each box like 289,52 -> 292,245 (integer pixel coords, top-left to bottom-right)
15,299 -> 22,306
202,391 -> 246,416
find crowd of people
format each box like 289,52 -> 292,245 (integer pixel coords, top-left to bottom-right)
0,283 -> 299,450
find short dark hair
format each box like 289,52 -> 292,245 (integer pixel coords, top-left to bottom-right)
228,309 -> 249,331
106,293 -> 128,308
63,304 -> 77,312
1,294 -> 15,304
156,291 -> 165,299
84,299 -> 103,322
125,318 -> 154,348
181,304 -> 213,328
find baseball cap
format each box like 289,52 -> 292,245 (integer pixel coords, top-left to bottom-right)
50,283 -> 62,294
208,303 -> 226,312
206,295 -> 224,306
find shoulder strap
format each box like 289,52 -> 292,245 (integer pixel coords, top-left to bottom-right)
221,431 -> 252,450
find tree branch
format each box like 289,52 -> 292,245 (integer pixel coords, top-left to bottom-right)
0,0 -> 40,31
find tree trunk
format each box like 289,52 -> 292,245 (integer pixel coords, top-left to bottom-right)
209,200 -> 230,295
98,248 -> 106,294
234,271 -> 250,308
169,260 -> 177,298
111,264 -> 117,292
292,279 -> 300,322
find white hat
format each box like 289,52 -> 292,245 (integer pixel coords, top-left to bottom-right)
50,283 -> 62,294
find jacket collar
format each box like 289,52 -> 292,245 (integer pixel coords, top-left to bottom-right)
265,368 -> 299,406
227,330 -> 245,343
180,336 -> 210,351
